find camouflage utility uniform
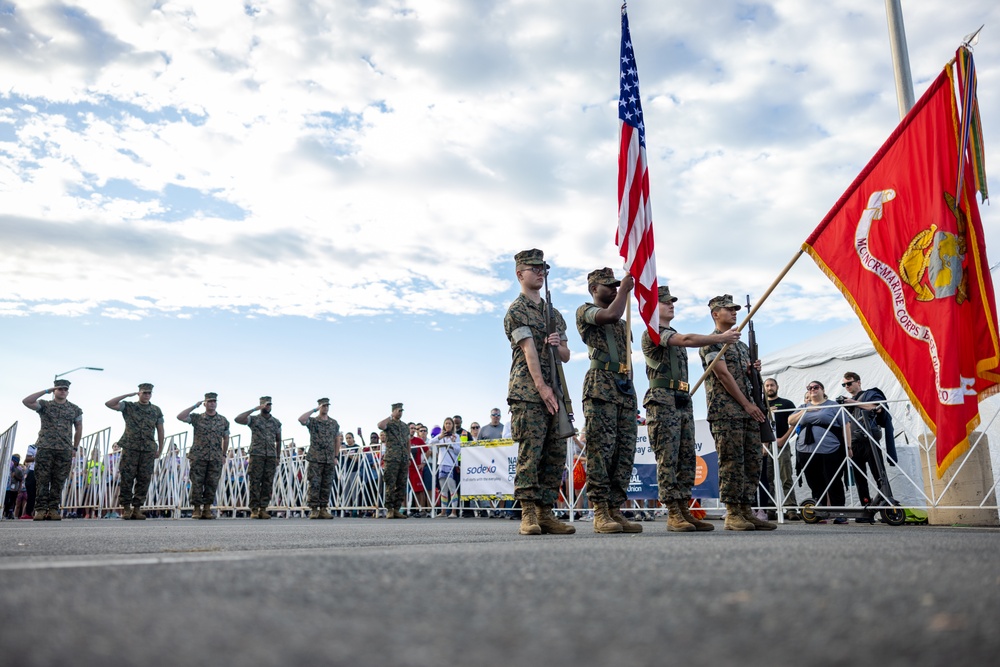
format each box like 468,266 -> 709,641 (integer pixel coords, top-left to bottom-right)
577,302 -> 637,507
505,292 -> 569,506
118,401 -> 164,509
186,412 -> 230,508
643,326 -> 696,501
246,414 -> 282,511
700,336 -> 761,505
32,400 -> 83,514
382,418 -> 410,512
305,416 -> 340,508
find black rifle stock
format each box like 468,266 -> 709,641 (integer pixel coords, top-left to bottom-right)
745,295 -> 776,443
544,272 -> 577,439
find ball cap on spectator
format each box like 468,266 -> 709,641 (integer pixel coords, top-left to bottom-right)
138,383 -> 154,391
657,286 -> 678,303
11,453 -> 20,462
514,248 -> 548,268
392,402 -> 404,410
204,392 -> 218,401
708,294 -> 741,311
317,397 -> 330,406
587,267 -> 621,288
53,379 -> 71,388
260,396 -> 272,404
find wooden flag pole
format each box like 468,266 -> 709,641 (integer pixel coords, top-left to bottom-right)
688,249 -> 804,397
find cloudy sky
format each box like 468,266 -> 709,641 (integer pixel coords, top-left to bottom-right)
2,0 -> 999,450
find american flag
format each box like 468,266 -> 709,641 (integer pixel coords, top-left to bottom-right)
616,5 -> 659,345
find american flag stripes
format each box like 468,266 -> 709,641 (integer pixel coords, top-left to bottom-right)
616,5 -> 660,345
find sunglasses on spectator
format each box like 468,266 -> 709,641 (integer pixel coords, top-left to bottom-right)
490,413 -> 501,417
841,381 -> 855,387
806,385 -> 822,391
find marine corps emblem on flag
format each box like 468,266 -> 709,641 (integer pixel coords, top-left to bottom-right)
805,50 -> 1000,477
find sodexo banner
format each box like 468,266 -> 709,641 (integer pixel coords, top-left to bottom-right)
459,424 -> 719,502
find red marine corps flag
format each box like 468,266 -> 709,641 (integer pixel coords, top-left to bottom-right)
617,4 -> 659,345
804,47 -> 1000,477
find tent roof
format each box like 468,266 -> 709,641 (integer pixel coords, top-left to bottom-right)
762,323 -> 874,376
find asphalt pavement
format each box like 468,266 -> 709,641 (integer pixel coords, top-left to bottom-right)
1,516 -> 997,667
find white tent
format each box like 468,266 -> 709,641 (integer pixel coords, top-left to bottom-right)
761,321 -> 1000,510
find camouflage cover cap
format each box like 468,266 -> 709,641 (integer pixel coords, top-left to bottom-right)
391,402 -> 404,410
514,248 -> 548,267
587,267 -> 621,288
708,294 -> 741,310
53,379 -> 71,388
260,396 -> 272,404
204,392 -> 218,401
138,383 -> 154,391
317,397 -> 330,405
657,286 -> 678,303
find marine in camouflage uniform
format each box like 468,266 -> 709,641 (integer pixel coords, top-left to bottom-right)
107,383 -> 165,520
236,396 -> 282,519
178,392 -> 230,519
643,286 -> 740,532
299,397 -> 341,519
377,403 -> 409,519
699,295 -> 775,531
504,248 -> 575,536
576,267 -> 640,534
21,379 -> 83,521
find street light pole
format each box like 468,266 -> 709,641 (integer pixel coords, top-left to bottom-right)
53,366 -> 104,383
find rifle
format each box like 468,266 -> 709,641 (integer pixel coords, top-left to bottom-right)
745,295 -> 776,443
544,270 -> 577,439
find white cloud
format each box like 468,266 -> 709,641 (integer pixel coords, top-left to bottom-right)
1,0 -> 997,324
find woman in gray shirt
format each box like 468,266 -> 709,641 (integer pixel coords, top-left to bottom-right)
789,381 -> 852,518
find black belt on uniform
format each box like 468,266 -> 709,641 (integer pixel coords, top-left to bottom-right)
649,378 -> 689,392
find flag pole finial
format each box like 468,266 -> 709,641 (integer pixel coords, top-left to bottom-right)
963,25 -> 984,48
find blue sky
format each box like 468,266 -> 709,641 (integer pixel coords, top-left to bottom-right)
2,0 -> 999,450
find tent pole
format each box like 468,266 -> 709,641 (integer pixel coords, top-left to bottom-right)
689,249 -> 804,397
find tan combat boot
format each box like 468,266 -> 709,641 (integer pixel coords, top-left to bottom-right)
741,504 -> 777,531
121,507 -> 134,520
132,506 -> 147,520
203,506 -> 216,520
608,506 -> 643,533
33,509 -> 47,521
518,501 -> 542,535
46,508 -> 62,521
666,501 -> 696,532
309,508 -> 321,519
191,505 -> 203,520
318,507 -> 334,520
536,503 -> 577,535
258,508 -> 271,519
724,503 -> 755,531
678,499 -> 714,531
592,502 -> 624,533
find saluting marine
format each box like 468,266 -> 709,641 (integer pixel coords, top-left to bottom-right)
106,383 -> 165,520
178,392 -> 230,520
298,397 -> 341,519
22,379 -> 83,521
235,396 -> 282,520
